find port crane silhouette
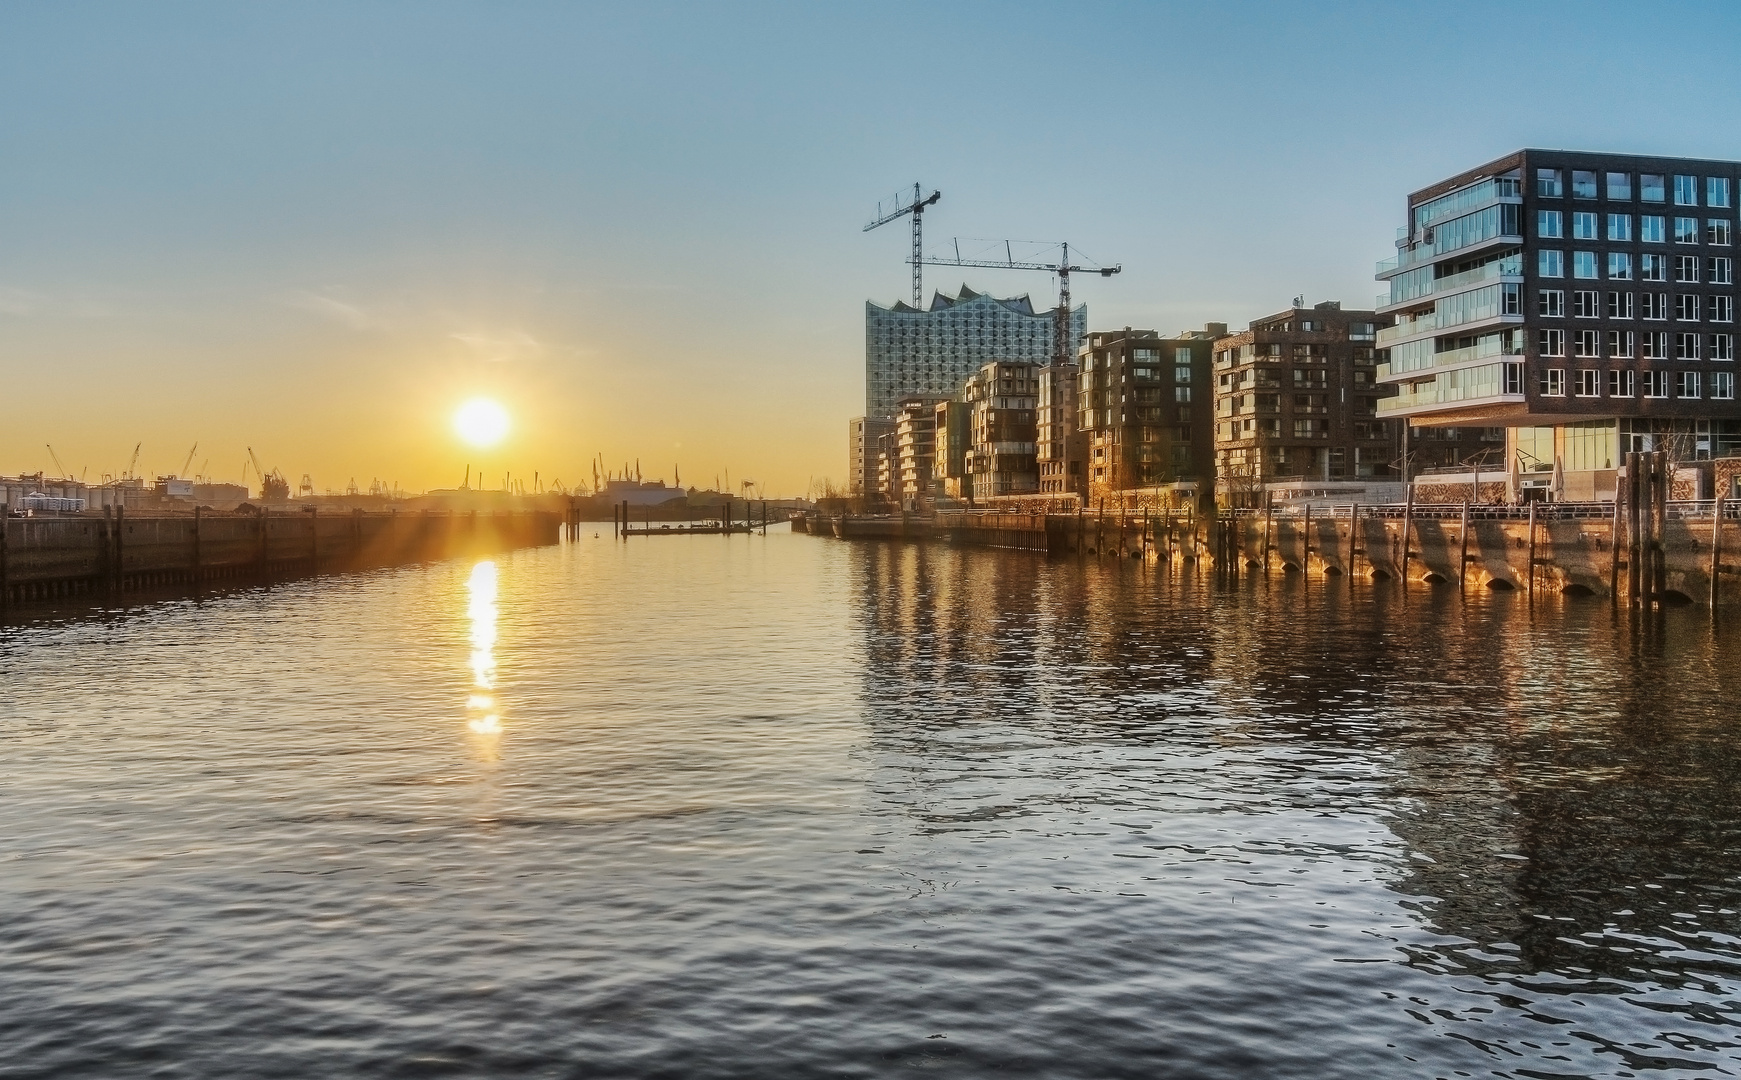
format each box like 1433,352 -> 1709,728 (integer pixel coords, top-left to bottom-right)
919,239 -> 1121,367
864,183 -> 941,307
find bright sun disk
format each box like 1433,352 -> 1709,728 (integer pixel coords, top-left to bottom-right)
454,398 -> 510,447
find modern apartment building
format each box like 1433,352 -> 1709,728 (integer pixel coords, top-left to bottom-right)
1212,302 -> 1494,498
1078,326 -> 1221,501
847,416 -> 895,496
932,399 -> 972,500
863,285 -> 1086,421
893,395 -> 946,505
1037,362 -> 1086,497
1376,150 -> 1741,498
961,360 -> 1040,498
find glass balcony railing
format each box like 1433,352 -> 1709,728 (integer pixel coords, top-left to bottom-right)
1379,254 -> 1523,310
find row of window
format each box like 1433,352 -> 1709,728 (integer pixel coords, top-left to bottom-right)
1538,328 -> 1735,360
1540,250 -> 1735,280
1540,367 -> 1734,400
1537,168 -> 1730,207
1537,211 -> 1731,244
1538,290 -> 1734,322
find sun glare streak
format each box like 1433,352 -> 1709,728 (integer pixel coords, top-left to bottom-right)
454,398 -> 510,447
465,560 -> 503,752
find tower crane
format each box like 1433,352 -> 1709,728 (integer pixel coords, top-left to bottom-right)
864,183 -> 941,307
919,239 -> 1121,367
46,444 -> 68,479
179,442 -> 198,478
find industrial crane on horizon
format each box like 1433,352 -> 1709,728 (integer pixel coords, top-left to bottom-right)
863,183 -> 941,308
918,239 -> 1121,368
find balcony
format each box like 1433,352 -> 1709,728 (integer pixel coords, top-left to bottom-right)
1377,255 -> 1524,314
1376,229 -> 1524,281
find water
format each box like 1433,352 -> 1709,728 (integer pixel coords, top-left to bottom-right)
3,530 -> 1739,1078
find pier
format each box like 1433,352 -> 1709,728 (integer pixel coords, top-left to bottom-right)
0,506 -> 564,606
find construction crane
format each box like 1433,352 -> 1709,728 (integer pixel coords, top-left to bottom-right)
179,442 -> 198,478
125,441 -> 142,480
864,183 -> 941,307
920,239 -> 1121,367
45,444 -> 68,479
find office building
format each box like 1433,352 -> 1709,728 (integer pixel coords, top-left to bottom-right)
1078,326 -> 1221,501
1376,150 -> 1741,498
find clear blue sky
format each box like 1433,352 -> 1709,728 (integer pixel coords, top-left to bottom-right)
5,0 -> 1740,494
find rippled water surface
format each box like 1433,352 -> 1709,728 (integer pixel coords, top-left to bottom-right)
4,529 -> 1741,1078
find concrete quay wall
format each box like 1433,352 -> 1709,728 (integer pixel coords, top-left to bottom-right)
817,509 -> 1741,605
0,509 -> 562,604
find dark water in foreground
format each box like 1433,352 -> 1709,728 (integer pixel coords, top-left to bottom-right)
3,530 -> 1740,1079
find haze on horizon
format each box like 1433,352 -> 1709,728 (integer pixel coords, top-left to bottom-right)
4,1 -> 1739,497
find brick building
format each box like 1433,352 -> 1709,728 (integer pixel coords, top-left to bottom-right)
1077,326 -> 1220,502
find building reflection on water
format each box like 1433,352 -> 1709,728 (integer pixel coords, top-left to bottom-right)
465,560 -> 502,760
850,542 -> 1741,1019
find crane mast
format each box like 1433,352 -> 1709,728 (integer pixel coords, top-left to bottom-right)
864,183 -> 941,307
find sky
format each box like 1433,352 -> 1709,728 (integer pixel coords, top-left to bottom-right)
6,0 -> 1741,497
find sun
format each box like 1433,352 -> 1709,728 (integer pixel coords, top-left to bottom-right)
454,398 -> 510,447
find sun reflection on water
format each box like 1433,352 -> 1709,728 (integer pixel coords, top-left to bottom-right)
465,561 -> 502,750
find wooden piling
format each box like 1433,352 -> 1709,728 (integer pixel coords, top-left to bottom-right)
1712,496 -> 1725,613
1348,503 -> 1358,584
1400,484 -> 1413,588
1302,503 -> 1312,575
0,503 -> 9,608
1609,474 -> 1624,605
1458,500 -> 1470,591
1262,498 -> 1273,575
1526,500 -> 1537,598
193,505 -> 203,583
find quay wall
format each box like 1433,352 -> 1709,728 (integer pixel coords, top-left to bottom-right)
1,509 -> 563,604
812,508 -> 1741,606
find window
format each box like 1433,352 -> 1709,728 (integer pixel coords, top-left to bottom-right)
1573,170 -> 1598,199
1542,368 -> 1566,395
1714,333 -> 1735,360
1610,368 -> 1636,397
1679,370 -> 1701,398
1505,362 -> 1525,394
1502,284 -> 1522,315
1642,174 -> 1666,202
1572,211 -> 1599,239
1576,368 -> 1601,396
1675,254 -> 1701,282
1575,329 -> 1601,357
1642,331 -> 1670,359
1716,371 -> 1735,399
1642,292 -> 1668,320
1714,295 -> 1734,323
1608,172 -> 1633,200
1642,253 -> 1668,281
1645,370 -> 1670,397
1292,419 -> 1326,438
1539,328 -> 1565,356
1607,213 -> 1632,241
1608,291 -> 1635,319
1537,168 -> 1563,197
1175,386 -> 1191,402
1641,215 -> 1666,243
1676,216 -> 1701,243
1175,364 -> 1192,384
1710,257 -> 1733,284
1608,329 -> 1635,357
1675,174 -> 1700,205
1573,251 -> 1599,278
1711,177 -> 1733,209
1676,294 -> 1701,321
1573,290 -> 1601,318
1608,251 -> 1634,279
1677,332 -> 1702,359
1537,210 -> 1563,238
1710,219 -> 1733,246
1539,249 -> 1564,277
1539,289 -> 1564,316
